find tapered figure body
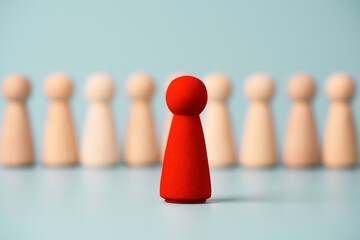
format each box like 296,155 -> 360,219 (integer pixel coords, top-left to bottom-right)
240,74 -> 277,168
160,76 -> 211,204
124,73 -> 158,166
283,74 -> 319,168
0,74 -> 34,167
80,73 -> 118,167
43,73 -> 78,167
323,73 -> 358,168
203,73 -> 236,167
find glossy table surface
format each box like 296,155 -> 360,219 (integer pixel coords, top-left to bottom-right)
0,165 -> 359,240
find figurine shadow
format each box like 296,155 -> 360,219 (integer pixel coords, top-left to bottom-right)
207,195 -> 280,204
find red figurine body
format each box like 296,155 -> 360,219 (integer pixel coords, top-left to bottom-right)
160,76 -> 211,204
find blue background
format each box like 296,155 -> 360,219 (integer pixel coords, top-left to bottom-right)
0,1 -> 360,240
0,0 -> 360,156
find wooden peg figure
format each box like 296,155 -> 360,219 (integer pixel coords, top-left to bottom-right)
203,73 -> 236,167
323,73 -> 358,168
0,74 -> 34,166
43,73 -> 78,167
124,73 -> 158,166
80,73 -> 119,167
240,73 -> 277,168
160,76 -> 211,204
283,74 -> 319,168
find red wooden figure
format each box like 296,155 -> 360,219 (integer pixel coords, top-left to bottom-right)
160,75 -> 211,204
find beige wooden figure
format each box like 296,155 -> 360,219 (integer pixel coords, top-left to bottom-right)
124,73 -> 158,166
203,73 -> 236,167
283,74 -> 319,168
43,73 -> 78,167
0,74 -> 34,167
80,73 -> 119,167
160,73 -> 184,162
323,73 -> 358,168
240,73 -> 277,168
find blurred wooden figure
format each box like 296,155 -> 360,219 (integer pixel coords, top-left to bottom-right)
283,74 -> 319,168
323,73 -> 358,168
0,74 -> 34,166
43,73 -> 78,167
203,73 -> 236,167
240,74 -> 277,168
125,73 -> 158,166
80,73 -> 119,167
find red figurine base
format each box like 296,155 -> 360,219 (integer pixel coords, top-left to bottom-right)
165,199 -> 207,204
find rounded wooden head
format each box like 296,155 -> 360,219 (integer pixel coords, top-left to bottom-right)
85,73 -> 115,102
3,74 -> 31,101
245,73 -> 275,101
166,76 -> 207,116
288,74 -> 316,100
326,73 -> 355,101
127,73 -> 155,100
204,73 -> 232,101
45,73 -> 73,100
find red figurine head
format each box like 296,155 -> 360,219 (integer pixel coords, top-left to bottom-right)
166,76 -> 208,116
